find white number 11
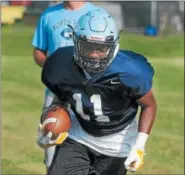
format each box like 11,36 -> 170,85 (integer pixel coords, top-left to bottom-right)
73,93 -> 110,122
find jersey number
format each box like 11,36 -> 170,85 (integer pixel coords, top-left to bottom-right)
73,93 -> 110,122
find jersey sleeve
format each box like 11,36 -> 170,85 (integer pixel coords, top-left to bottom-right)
120,55 -> 154,99
41,47 -> 74,102
41,49 -> 63,97
32,13 -> 48,51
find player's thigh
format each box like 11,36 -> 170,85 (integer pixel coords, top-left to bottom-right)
48,138 -> 91,175
92,155 -> 127,175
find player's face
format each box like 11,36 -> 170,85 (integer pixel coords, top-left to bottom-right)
75,40 -> 115,73
80,42 -> 110,60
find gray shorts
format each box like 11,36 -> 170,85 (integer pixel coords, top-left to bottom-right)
48,138 -> 127,175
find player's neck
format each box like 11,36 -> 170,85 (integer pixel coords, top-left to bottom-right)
63,1 -> 87,11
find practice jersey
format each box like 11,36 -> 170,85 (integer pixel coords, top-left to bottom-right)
32,2 -> 99,56
42,46 -> 154,137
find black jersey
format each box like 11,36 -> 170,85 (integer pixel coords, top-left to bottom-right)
42,46 -> 154,136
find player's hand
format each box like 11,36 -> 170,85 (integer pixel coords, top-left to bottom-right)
125,132 -> 148,172
124,147 -> 145,172
37,124 -> 68,149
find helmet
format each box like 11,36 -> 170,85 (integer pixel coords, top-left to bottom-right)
72,9 -> 119,74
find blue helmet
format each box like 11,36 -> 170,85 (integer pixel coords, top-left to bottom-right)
72,9 -> 120,74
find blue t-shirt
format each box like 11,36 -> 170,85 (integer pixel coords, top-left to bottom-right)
32,2 -> 99,56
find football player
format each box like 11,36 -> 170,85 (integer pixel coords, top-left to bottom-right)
32,1 -> 103,171
38,9 -> 157,175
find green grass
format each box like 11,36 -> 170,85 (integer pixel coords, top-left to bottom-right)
138,58 -> 184,174
120,34 -> 184,58
2,24 -> 184,174
2,24 -> 184,58
2,55 -> 45,174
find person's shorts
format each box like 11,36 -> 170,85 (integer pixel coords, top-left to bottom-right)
48,138 -> 127,175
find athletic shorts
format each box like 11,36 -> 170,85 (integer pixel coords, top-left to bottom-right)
48,138 -> 127,175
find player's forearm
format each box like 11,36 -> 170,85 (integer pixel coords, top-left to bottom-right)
33,48 -> 47,68
138,105 -> 157,134
135,90 -> 157,149
34,57 -> 46,68
51,96 -> 61,105
50,96 -> 69,109
132,105 -> 156,150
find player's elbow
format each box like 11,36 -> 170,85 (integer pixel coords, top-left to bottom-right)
33,48 -> 47,68
143,98 -> 157,112
141,100 -> 157,119
150,96 -> 157,113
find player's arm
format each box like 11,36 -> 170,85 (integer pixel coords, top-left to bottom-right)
37,96 -> 69,149
33,48 -> 47,68
124,54 -> 157,171
32,12 -> 48,68
125,89 -> 157,172
137,89 -> 157,134
39,50 -> 72,149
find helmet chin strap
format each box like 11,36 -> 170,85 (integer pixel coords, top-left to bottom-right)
113,44 -> 119,58
108,43 -> 119,64
116,29 -> 123,41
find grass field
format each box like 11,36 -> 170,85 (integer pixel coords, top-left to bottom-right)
2,24 -> 184,174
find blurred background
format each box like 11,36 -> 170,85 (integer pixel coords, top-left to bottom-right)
1,1 -> 185,35
1,1 -> 184,174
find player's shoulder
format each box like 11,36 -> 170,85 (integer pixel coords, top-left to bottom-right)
116,49 -> 150,66
47,46 -> 74,63
41,3 -> 64,17
114,50 -> 154,96
85,2 -> 98,9
44,46 -> 74,73
86,3 -> 105,11
42,46 -> 74,83
115,49 -> 154,79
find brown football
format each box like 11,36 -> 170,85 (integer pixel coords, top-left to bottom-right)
41,105 -> 71,139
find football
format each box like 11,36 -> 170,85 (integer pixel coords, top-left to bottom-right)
41,105 -> 71,139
